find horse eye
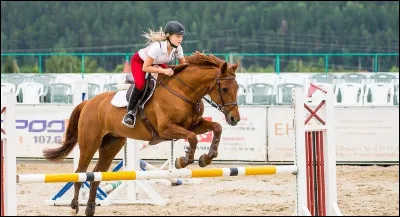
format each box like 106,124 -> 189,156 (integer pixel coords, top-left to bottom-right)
222,87 -> 228,93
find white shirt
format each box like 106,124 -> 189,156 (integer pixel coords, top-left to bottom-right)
138,40 -> 184,64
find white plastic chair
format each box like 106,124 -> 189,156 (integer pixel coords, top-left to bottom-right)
15,82 -> 44,104
339,73 -> 367,84
54,74 -> 82,95
88,83 -> 101,99
103,83 -> 118,92
310,73 -> 337,84
367,73 -> 396,85
110,73 -> 129,84
247,83 -> 275,105
1,82 -> 16,93
334,83 -> 364,106
246,73 -> 278,104
364,83 -> 395,106
278,73 -> 309,85
48,83 -> 73,104
84,74 -> 110,91
248,73 -> 278,86
276,83 -> 303,105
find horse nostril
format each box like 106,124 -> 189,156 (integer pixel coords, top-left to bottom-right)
230,116 -> 235,123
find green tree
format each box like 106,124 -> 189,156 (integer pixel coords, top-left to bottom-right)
1,1 -> 398,71
2,57 -> 16,73
45,55 -> 81,73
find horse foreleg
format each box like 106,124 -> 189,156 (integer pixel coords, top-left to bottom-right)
159,124 -> 198,169
190,118 -> 222,167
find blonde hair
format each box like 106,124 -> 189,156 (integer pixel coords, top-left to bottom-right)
142,27 -> 170,45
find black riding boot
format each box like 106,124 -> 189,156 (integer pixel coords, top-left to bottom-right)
122,87 -> 144,128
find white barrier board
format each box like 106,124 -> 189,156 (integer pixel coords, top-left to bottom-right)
267,107 -> 399,162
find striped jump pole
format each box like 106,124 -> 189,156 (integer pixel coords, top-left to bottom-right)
17,165 -> 297,184
140,139 -> 203,186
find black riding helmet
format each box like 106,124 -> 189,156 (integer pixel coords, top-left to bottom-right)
164,21 -> 185,48
164,21 -> 185,36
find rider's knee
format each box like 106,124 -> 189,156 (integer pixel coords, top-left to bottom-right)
134,81 -> 145,91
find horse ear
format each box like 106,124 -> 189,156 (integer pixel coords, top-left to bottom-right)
231,62 -> 239,72
221,62 -> 228,74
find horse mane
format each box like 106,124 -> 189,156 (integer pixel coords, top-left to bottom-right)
185,51 -> 224,68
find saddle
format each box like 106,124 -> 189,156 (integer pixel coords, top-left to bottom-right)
124,73 -> 155,107
119,73 -> 167,145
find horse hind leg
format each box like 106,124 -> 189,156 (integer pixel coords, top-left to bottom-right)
70,153 -> 98,215
85,135 -> 127,216
70,134 -> 103,215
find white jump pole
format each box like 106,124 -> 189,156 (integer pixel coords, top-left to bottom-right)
1,92 -> 18,216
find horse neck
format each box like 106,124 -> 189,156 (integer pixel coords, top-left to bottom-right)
177,67 -> 217,101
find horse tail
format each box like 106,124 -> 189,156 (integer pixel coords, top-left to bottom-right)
43,101 -> 87,162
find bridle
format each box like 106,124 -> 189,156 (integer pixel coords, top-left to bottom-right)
157,67 -> 238,117
202,72 -> 238,117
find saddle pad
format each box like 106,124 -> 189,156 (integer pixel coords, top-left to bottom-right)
111,90 -> 128,107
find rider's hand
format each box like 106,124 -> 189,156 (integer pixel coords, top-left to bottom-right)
163,68 -> 174,76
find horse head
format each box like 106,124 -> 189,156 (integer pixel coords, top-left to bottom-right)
180,51 -> 241,126
206,61 -> 240,126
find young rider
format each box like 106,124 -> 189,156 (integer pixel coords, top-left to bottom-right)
122,21 -> 186,128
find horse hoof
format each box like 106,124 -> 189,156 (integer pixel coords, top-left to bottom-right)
198,154 -> 209,167
70,209 -> 78,216
70,199 -> 79,215
85,202 -> 96,216
175,158 -> 183,169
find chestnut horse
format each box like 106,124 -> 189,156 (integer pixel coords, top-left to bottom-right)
42,51 -> 241,216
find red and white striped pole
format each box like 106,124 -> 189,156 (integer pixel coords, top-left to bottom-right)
293,83 -> 342,216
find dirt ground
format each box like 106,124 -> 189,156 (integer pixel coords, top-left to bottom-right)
15,161 -> 399,216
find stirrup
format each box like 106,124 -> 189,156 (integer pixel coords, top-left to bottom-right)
122,112 -> 136,128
